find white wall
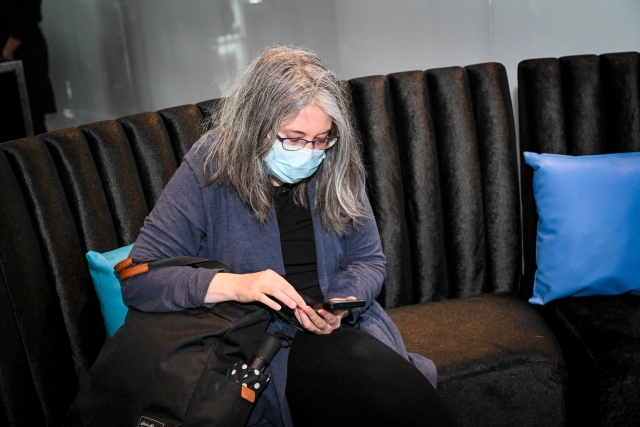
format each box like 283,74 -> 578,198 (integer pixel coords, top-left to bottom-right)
40,0 -> 640,131
334,0 -> 493,78
492,0 -> 640,108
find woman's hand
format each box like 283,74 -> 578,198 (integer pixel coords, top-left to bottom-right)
206,269 -> 307,310
293,296 -> 358,335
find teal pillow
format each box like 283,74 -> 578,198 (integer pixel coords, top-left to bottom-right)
86,244 -> 133,337
524,152 -> 640,305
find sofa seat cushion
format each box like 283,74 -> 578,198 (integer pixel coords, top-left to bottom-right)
539,294 -> 640,426
388,292 -> 565,427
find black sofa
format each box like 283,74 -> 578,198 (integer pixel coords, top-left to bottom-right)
519,51 -> 640,427
1,62 -> 567,426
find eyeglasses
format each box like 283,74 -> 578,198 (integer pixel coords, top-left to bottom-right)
276,134 -> 339,151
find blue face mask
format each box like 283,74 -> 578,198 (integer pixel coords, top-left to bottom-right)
264,140 -> 327,184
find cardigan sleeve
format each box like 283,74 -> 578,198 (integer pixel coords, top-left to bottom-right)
121,147 -> 221,312
323,193 -> 386,322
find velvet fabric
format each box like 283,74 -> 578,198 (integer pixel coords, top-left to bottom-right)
39,128 -> 119,253
0,141 -> 79,425
388,293 -> 565,427
424,67 -> 487,299
519,51 -> 640,426
2,136 -> 106,382
427,67 -> 486,297
0,150 -> 48,426
349,63 -> 520,305
117,112 -> 178,209
158,104 -> 204,162
0,105 -> 202,425
349,75 -> 413,308
386,70 -> 449,303
600,53 -> 640,153
79,120 -> 149,247
465,64 -> 520,294
539,296 -> 640,426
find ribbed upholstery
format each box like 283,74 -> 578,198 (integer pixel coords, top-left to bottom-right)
158,104 -> 204,162
79,120 -> 149,247
349,63 -> 520,306
426,67 -> 488,298
601,53 -> 640,153
386,71 -> 448,303
4,135 -> 107,381
0,150 -> 48,426
1,63 -> 565,427
0,140 -> 81,425
117,112 -> 178,209
519,51 -> 640,427
466,64 -> 520,294
349,75 -> 413,308
559,55 -> 604,154
0,106 -> 204,425
39,128 -> 119,253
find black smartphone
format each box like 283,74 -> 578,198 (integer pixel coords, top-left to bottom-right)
313,299 -> 366,312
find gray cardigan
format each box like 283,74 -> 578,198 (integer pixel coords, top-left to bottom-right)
124,133 -> 437,426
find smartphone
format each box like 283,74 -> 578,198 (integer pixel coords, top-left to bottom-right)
312,299 -> 366,312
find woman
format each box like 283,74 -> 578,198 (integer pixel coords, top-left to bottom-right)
123,46 -> 455,426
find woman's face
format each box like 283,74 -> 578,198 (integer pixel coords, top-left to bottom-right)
278,104 -> 332,144
267,104 -> 333,186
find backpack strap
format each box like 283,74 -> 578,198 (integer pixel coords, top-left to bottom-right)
115,256 -> 232,280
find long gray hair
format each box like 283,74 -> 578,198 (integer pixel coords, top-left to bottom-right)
203,45 -> 367,235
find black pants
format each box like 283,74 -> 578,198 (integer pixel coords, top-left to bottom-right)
286,327 -> 457,427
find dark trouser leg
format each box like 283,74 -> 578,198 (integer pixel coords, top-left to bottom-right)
286,328 -> 457,427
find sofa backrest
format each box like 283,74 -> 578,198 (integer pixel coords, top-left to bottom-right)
0,104 -> 207,425
0,64 -> 520,426
518,51 -> 640,297
348,63 -> 521,308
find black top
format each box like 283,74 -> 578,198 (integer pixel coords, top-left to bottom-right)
274,185 -> 323,303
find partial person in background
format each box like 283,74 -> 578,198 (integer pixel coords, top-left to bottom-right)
1,0 -> 56,135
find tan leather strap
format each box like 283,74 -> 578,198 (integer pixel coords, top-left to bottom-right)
114,257 -> 133,273
118,263 -> 150,280
241,385 -> 256,403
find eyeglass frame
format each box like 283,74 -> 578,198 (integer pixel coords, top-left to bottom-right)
276,134 -> 340,151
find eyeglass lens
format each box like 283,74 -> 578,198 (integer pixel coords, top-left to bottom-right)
280,136 -> 338,150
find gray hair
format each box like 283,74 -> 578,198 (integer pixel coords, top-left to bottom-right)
202,45 -> 367,235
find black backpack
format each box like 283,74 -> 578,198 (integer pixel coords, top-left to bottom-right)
67,257 -> 273,427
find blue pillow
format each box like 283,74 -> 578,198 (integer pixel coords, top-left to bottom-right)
86,244 -> 133,337
524,152 -> 640,305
